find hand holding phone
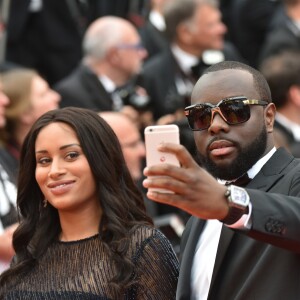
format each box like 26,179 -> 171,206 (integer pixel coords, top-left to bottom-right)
144,124 -> 180,193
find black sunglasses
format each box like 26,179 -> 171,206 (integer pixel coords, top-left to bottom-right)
185,96 -> 268,131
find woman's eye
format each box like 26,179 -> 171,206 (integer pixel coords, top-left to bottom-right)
66,152 -> 80,160
37,157 -> 51,165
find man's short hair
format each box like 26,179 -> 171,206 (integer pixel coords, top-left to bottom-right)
163,0 -> 218,41
259,50 -> 300,108
203,60 -> 272,102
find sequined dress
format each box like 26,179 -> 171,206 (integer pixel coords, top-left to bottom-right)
1,226 -> 179,299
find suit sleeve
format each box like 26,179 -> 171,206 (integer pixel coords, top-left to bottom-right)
247,171 -> 300,252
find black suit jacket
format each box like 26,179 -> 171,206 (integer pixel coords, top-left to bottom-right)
224,0 -> 280,67
273,119 -> 300,158
259,12 -> 300,65
140,42 -> 243,120
177,148 -> 300,300
5,0 -> 107,85
139,21 -> 168,60
54,64 -> 113,111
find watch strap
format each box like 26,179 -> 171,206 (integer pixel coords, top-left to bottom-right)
221,185 -> 249,225
221,205 -> 249,225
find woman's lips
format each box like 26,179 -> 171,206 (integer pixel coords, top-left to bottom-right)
47,180 -> 75,195
209,140 -> 235,157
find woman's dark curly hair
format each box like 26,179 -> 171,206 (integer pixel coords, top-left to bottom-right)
0,107 -> 153,296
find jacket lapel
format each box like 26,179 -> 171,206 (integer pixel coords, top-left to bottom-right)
80,65 -> 113,110
209,148 -> 294,292
247,147 -> 293,191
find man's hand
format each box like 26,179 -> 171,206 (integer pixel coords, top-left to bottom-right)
143,143 -> 229,220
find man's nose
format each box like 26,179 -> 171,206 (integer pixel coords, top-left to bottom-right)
208,110 -> 230,134
139,47 -> 148,60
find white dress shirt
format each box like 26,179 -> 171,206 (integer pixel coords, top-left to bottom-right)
29,0 -> 43,12
98,75 -> 123,111
149,10 -> 166,31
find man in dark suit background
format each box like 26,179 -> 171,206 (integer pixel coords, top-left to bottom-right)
140,0 -> 243,122
5,0 -> 104,86
260,49 -> 300,158
220,0 -> 281,68
138,0 -> 170,60
4,0 -> 143,86
143,60 -> 300,299
259,0 -> 300,66
54,16 -> 151,128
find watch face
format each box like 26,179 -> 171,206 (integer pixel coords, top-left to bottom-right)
231,185 -> 250,206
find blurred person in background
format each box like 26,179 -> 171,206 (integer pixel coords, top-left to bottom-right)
220,0 -> 281,68
99,112 -> 146,183
55,16 -> 152,130
259,0 -> 300,65
139,0 -> 171,60
0,77 -> 17,274
100,111 -> 158,217
5,0 -> 96,85
100,111 -> 188,255
0,68 -> 60,183
260,49 -> 300,157
4,0 -> 136,85
140,0 -> 243,122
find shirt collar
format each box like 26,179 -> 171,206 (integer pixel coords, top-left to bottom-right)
247,147 -> 277,179
149,11 -> 166,31
98,75 -> 116,93
171,44 -> 199,75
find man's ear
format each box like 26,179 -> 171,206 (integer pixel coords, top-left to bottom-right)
177,23 -> 195,46
106,47 -> 120,65
265,103 -> 276,133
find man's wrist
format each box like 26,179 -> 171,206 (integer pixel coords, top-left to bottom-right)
220,185 -> 250,225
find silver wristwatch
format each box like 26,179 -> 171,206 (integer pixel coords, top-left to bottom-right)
221,185 -> 250,225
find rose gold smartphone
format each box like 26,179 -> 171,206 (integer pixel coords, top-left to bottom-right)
144,124 -> 180,193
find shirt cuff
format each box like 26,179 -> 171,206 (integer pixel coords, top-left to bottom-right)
226,202 -> 252,230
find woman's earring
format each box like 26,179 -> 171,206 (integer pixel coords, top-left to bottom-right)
43,199 -> 48,208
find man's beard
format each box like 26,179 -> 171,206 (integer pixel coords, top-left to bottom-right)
195,125 -> 267,181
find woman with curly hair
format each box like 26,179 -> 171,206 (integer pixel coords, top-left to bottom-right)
0,107 -> 179,299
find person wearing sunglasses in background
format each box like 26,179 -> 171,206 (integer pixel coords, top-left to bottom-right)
54,16 -> 152,130
143,60 -> 300,300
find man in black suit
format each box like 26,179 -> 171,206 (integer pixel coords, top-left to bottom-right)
259,0 -> 300,66
5,0 -> 106,86
5,0 -> 146,86
54,16 -> 151,126
143,60 -> 300,299
220,0 -> 281,68
138,0 -> 170,60
140,0 -> 243,121
260,49 -> 300,158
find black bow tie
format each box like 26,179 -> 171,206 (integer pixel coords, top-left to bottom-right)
225,173 -> 251,187
190,60 -> 204,81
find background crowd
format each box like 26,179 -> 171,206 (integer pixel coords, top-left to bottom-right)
1,0 -> 300,291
